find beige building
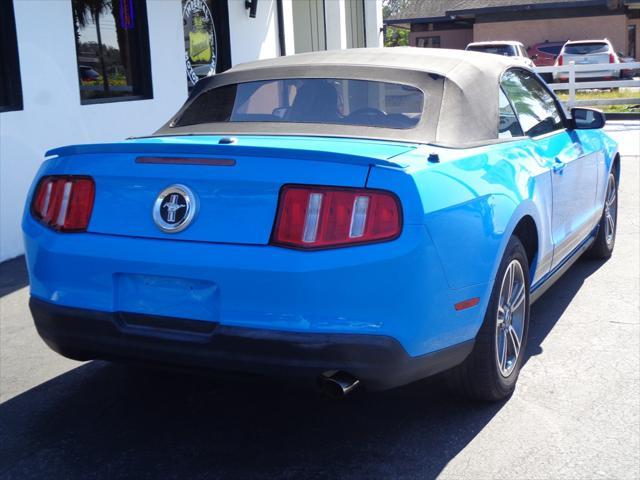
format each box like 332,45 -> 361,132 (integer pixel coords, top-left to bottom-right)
386,0 -> 640,59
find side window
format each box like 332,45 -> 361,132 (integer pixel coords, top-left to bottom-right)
0,0 -> 22,112
501,69 -> 564,137
499,89 -> 524,138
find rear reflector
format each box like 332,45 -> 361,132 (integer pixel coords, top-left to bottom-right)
271,185 -> 401,249
454,297 -> 480,311
31,176 -> 95,231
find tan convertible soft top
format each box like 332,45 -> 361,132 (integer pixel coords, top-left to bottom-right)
156,47 -> 529,146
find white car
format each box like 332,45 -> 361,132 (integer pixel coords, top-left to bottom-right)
553,39 -> 621,81
465,41 -> 535,68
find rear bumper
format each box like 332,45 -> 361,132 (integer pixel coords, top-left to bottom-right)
30,297 -> 474,390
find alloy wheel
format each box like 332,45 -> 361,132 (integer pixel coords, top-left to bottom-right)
604,174 -> 617,246
495,260 -> 527,377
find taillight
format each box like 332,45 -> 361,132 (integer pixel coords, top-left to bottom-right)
609,53 -> 615,63
31,176 -> 95,231
271,185 -> 402,249
556,55 -> 563,66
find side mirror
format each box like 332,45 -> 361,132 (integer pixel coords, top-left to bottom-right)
531,54 -> 538,60
571,107 -> 606,130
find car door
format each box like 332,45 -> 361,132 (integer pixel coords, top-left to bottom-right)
501,69 -> 598,268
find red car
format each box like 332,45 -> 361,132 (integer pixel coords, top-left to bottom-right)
527,41 -> 565,66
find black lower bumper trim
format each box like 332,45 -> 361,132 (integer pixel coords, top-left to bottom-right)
29,297 -> 474,391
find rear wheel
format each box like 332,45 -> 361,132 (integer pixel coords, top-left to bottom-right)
587,172 -> 618,259
448,236 -> 530,401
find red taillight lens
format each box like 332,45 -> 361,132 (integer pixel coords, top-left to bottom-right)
609,53 -> 615,63
271,185 -> 402,249
31,176 -> 95,231
556,55 -> 563,66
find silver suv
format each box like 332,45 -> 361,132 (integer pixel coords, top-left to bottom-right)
553,39 -> 620,81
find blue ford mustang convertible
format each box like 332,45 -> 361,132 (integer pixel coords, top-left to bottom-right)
23,48 -> 619,401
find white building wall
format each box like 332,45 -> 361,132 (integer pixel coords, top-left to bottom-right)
227,0 -> 280,64
0,0 -> 383,262
0,0 -> 187,262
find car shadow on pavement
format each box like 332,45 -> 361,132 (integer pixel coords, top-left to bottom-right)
0,258 -> 605,480
525,257 -> 606,364
0,256 -> 28,298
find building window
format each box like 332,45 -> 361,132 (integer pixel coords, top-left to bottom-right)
629,25 -> 637,59
72,0 -> 152,104
0,0 -> 23,112
416,36 -> 440,48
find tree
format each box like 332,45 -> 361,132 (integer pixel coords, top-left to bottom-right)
382,0 -> 411,47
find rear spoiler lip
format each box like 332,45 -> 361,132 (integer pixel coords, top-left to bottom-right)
45,141 -> 409,169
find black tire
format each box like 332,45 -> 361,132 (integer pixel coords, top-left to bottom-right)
586,171 -> 618,260
447,236 -> 530,401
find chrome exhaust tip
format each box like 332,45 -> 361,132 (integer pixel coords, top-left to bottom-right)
318,370 -> 360,398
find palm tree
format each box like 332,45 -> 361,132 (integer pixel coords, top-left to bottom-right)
73,0 -> 112,96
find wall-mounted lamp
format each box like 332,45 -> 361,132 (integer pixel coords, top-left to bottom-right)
245,0 -> 258,18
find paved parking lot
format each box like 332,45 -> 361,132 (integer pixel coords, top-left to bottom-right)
1,122 -> 638,479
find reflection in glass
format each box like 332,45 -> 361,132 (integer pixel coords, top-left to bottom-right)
175,78 -> 425,129
72,0 -> 149,102
501,70 -> 563,137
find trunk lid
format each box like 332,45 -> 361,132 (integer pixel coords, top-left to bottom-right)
47,135 -> 415,245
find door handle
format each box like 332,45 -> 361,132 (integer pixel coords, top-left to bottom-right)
552,158 -> 566,173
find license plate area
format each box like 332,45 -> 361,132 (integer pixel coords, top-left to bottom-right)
114,273 -> 219,324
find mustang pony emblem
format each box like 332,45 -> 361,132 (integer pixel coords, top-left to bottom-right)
153,185 -> 197,233
163,194 -> 186,223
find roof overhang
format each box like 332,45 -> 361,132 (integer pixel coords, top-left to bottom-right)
384,0 -> 614,25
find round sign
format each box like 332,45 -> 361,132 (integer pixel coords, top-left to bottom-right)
183,0 -> 217,86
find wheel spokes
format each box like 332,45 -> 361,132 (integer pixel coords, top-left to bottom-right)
606,211 -> 615,237
500,330 -> 508,371
511,283 -> 525,311
508,325 -> 521,360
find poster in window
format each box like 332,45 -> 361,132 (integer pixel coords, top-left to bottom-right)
183,0 -> 217,86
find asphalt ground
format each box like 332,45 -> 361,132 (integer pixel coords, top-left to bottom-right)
1,121 -> 638,479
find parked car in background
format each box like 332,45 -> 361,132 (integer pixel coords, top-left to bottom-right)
466,41 -> 535,68
618,51 -> 640,78
78,65 -> 100,83
553,39 -> 621,81
527,41 -> 566,66
23,48 -> 619,402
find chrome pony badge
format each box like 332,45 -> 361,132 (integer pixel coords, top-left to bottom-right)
153,185 -> 197,233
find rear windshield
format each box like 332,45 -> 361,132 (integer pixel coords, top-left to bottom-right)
467,45 -> 516,56
174,78 -> 425,129
563,43 -> 609,55
538,45 -> 562,55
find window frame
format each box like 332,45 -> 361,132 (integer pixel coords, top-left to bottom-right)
500,67 -> 569,139
72,0 -> 153,106
0,0 -> 23,113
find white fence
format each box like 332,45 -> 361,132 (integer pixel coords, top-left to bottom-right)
534,62 -> 640,109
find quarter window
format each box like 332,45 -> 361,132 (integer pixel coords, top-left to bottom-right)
0,0 -> 23,112
71,0 -> 153,104
499,89 -> 524,138
501,69 -> 563,137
